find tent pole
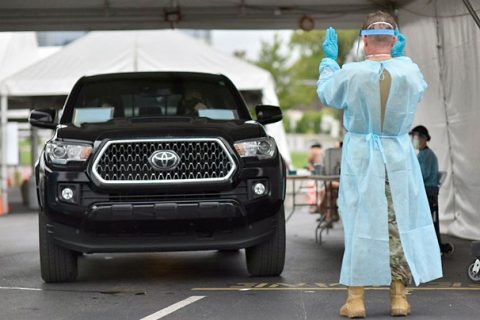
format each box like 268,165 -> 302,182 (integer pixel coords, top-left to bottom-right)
463,0 -> 480,29
0,95 -> 8,214
434,1 -> 458,221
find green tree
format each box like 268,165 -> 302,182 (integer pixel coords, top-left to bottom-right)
294,111 -> 322,134
282,115 -> 292,133
254,29 -> 357,113
254,33 -> 289,108
285,29 -> 358,110
295,114 -> 311,134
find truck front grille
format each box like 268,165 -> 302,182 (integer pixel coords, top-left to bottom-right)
91,138 -> 236,184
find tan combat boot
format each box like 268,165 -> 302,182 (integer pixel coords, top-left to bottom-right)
390,280 -> 411,316
340,286 -> 366,318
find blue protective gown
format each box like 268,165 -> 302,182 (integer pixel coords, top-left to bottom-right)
317,57 -> 443,286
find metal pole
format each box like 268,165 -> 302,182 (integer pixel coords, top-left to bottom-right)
1,95 -> 8,214
434,1 -> 458,220
30,126 -> 38,169
28,123 -> 39,210
463,0 -> 480,29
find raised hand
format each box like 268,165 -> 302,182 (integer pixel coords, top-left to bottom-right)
322,27 -> 338,60
391,28 -> 406,57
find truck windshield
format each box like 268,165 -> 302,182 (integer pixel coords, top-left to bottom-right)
68,77 -> 248,126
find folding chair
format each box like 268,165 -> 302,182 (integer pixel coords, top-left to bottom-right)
314,147 -> 341,244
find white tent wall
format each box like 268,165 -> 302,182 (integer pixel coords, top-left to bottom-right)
1,30 -> 291,164
399,0 -> 480,240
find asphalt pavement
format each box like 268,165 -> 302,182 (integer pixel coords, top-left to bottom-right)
0,201 -> 479,320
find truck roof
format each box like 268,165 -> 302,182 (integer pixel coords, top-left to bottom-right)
80,71 -> 229,82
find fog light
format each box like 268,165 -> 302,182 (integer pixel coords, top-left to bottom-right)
253,183 -> 266,195
61,187 -> 74,201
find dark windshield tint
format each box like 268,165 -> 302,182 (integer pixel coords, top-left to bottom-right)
65,77 -> 249,126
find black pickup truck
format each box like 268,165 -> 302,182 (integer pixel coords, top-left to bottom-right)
29,72 -> 287,282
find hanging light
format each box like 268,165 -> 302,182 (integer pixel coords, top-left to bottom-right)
164,0 -> 182,29
299,15 -> 315,32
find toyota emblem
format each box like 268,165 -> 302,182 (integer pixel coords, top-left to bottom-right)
148,150 -> 180,171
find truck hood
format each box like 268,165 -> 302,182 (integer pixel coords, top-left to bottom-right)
54,117 -> 267,144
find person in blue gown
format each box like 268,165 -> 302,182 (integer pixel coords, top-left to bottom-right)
316,11 -> 442,318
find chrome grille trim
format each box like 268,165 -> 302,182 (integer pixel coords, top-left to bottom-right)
91,138 -> 237,185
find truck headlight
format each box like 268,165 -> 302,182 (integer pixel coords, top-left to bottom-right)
234,137 -> 276,159
45,141 -> 92,164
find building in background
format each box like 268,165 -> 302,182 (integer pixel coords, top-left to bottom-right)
183,30 -> 211,44
36,31 -> 87,46
36,30 -> 211,47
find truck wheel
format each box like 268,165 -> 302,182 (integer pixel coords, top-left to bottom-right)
39,213 -> 78,283
245,204 -> 286,276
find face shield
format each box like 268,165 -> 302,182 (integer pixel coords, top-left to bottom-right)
356,21 -> 396,58
360,22 -> 396,36
409,132 -> 428,150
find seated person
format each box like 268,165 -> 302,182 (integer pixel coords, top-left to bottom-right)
181,89 -> 208,115
409,125 -> 451,254
306,143 -> 324,173
409,125 -> 439,195
306,144 -> 342,226
318,145 -> 342,225
306,143 -> 324,212
100,96 -> 124,118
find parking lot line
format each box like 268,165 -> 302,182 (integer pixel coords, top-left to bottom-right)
191,287 -> 480,291
139,296 -> 206,320
190,281 -> 480,292
0,286 -> 43,292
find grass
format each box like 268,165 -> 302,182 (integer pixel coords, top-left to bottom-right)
290,151 -> 308,170
19,139 -> 32,166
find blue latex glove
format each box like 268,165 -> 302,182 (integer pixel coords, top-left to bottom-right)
322,27 -> 338,60
391,28 -> 406,57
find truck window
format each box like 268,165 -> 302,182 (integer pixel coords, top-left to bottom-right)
67,77 -> 247,126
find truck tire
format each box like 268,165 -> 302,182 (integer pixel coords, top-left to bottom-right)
39,213 -> 78,283
245,204 -> 286,276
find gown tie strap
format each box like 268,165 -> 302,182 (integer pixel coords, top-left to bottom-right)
366,133 -> 387,164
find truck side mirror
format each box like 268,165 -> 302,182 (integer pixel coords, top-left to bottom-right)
255,105 -> 282,125
29,108 -> 57,129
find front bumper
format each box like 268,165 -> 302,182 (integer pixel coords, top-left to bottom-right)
43,212 -> 277,253
88,200 -> 242,221
38,155 -> 286,253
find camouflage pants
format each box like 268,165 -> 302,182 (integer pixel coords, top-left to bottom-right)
386,178 -> 412,286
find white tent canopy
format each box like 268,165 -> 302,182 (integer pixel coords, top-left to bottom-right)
0,32 -> 39,80
0,30 -> 291,164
